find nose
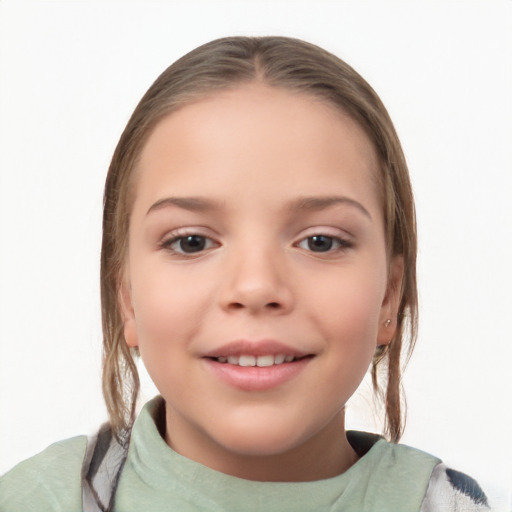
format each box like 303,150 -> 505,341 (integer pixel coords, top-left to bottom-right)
218,245 -> 294,315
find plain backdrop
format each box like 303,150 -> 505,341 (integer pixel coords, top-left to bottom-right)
1,0 -> 511,508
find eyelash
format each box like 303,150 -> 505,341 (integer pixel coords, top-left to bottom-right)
159,230 -> 353,256
160,230 -> 218,256
295,234 -> 353,254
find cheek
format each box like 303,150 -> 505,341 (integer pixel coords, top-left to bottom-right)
312,264 -> 386,356
128,271 -> 203,396
126,261 -> 222,422
316,283 -> 383,406
129,262 -> 211,357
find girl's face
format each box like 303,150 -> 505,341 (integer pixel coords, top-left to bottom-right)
121,83 -> 402,480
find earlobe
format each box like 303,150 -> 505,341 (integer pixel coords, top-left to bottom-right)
377,256 -> 404,346
119,279 -> 139,348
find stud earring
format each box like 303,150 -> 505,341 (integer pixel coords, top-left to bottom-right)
384,319 -> 392,327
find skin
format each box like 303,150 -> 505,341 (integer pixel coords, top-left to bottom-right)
120,82 -> 403,482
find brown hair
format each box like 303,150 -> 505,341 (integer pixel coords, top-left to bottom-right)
101,36 -> 417,443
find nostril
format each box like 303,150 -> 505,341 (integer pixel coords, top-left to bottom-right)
227,301 -> 282,312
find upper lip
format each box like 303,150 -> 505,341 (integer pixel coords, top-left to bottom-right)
202,339 -> 310,359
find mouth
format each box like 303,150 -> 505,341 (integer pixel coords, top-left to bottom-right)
202,339 -> 314,391
202,339 -> 313,365
207,354 -> 311,367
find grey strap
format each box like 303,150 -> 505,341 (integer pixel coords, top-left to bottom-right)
81,424 -> 130,512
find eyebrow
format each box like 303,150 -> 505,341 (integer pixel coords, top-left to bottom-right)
290,196 -> 372,220
146,197 -> 224,215
146,195 -> 372,220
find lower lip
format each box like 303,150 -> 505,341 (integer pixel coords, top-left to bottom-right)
204,357 -> 312,391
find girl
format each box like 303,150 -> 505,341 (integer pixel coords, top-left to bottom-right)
0,36 -> 490,511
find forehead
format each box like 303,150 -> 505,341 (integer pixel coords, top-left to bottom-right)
133,83 -> 381,216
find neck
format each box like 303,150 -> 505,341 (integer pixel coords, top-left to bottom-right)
164,408 -> 358,482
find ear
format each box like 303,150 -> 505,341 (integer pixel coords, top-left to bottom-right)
377,255 -> 404,346
119,273 -> 139,348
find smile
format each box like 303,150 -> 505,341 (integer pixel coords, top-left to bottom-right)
202,340 -> 314,391
212,354 -> 300,367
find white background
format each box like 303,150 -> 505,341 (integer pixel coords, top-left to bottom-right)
1,0 -> 511,508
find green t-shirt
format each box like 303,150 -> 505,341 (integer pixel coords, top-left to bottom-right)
0,398 -> 440,511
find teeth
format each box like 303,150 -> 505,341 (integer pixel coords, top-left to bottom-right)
274,354 -> 285,364
239,355 -> 256,367
216,354 -> 296,366
256,355 -> 274,367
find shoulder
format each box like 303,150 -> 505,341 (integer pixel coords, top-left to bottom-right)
348,431 -> 491,510
349,430 -> 441,478
421,463 -> 490,511
0,435 -> 87,511
348,431 -> 440,508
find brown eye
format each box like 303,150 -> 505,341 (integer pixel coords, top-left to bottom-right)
179,235 -> 206,253
307,235 -> 334,252
297,234 -> 352,253
166,235 -> 214,254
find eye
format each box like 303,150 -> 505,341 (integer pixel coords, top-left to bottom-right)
163,234 -> 216,254
297,235 -> 351,253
